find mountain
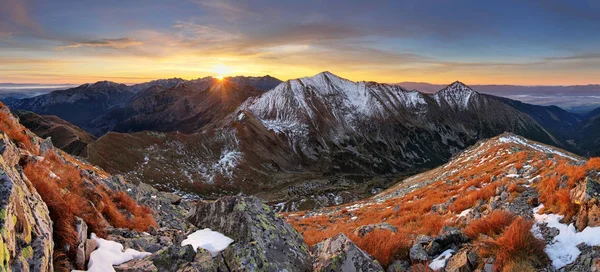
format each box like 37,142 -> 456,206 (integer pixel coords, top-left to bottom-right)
6,81 -> 136,130
285,133 -> 600,270
225,75 -> 282,91
397,81 -> 600,113
13,110 -> 96,156
86,72 -> 565,209
8,76 -> 280,136
88,77 -> 266,135
577,106 -> 600,156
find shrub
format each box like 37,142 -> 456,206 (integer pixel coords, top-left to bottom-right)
479,217 -> 548,270
351,229 -> 411,267
463,210 -> 515,239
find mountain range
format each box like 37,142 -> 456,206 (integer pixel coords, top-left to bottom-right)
5,72 -> 600,209
3,73 -> 600,271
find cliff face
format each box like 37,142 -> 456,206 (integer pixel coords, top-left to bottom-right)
0,132 -> 54,272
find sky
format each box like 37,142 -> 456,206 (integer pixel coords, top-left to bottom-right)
1,0 -> 600,85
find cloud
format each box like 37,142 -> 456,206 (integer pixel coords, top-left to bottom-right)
172,21 -> 237,42
544,53 -> 600,61
0,0 -> 40,32
0,31 -> 11,39
56,38 -> 143,50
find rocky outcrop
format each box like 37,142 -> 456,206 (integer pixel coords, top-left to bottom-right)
0,133 -> 54,271
187,195 -> 312,271
311,233 -> 384,272
444,247 -> 479,272
572,176 -> 600,231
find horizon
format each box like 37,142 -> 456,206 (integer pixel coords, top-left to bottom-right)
2,1 -> 600,85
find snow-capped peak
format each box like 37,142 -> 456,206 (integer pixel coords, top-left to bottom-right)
433,81 -> 478,110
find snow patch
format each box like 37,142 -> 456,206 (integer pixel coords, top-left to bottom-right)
76,233 -> 151,272
498,135 -> 581,162
181,228 -> 234,257
429,249 -> 455,271
532,205 -> 600,269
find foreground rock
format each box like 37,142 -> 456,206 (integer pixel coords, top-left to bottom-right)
188,195 -> 312,271
312,233 -> 384,272
0,133 -> 54,271
572,176 -> 600,231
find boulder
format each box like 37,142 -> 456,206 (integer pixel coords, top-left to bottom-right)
433,226 -> 469,249
354,223 -> 398,237
409,244 -> 429,262
74,217 -> 89,269
187,195 -> 312,272
0,132 -> 54,272
444,247 -> 479,272
312,233 -> 384,272
572,177 -> 600,231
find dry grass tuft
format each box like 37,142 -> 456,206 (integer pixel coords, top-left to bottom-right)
463,210 -> 516,239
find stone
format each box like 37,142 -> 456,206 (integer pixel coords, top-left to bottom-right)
572,177 -> 600,231
354,223 -> 398,237
445,247 -> 478,272
75,217 -> 88,270
187,195 -> 312,272
114,258 -> 157,272
0,132 -> 54,272
312,233 -> 384,272
433,226 -> 469,248
409,243 -> 429,262
592,258 -> 600,272
426,241 -> 442,256
386,260 -> 410,272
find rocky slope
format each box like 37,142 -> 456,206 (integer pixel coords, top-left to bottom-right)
285,133 -> 600,271
1,102 -> 359,272
13,110 -> 96,156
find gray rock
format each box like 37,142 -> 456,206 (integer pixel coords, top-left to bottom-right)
312,233 -> 384,272
0,132 -> 54,272
188,195 -> 312,272
409,243 -> 429,262
386,260 -> 410,272
433,226 -> 469,248
354,223 -> 398,237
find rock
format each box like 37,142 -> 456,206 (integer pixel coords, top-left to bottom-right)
433,226 -> 469,249
409,243 -> 429,262
445,247 -> 478,272
0,132 -> 54,272
75,217 -> 88,269
431,203 -> 448,214
354,223 -> 398,237
312,233 -> 384,272
386,260 -> 410,272
592,258 -> 600,272
483,263 -> 494,272
187,195 -> 312,272
426,241 -> 442,256
572,177 -> 600,231
103,176 -> 194,232
114,258 -> 157,272
415,235 -> 432,245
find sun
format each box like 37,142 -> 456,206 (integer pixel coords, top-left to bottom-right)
212,64 -> 231,80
